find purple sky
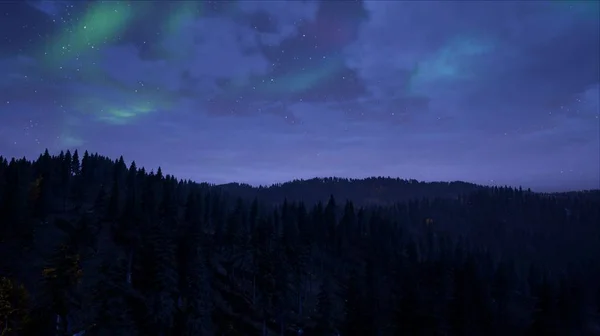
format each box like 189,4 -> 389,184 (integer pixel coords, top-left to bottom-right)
0,1 -> 598,191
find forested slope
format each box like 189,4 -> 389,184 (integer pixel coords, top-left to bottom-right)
0,150 -> 599,335
217,178 -> 483,206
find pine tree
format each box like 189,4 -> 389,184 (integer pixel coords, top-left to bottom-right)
39,242 -> 83,336
143,220 -> 179,335
88,252 -> 139,336
528,276 -> 558,335
314,276 -> 334,334
182,244 -> 213,336
342,269 -> 371,335
0,277 -> 31,336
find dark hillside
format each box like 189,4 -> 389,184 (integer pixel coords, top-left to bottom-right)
0,150 -> 599,335
217,177 -> 483,206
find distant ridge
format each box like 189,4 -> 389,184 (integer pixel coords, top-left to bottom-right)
217,176 -> 486,206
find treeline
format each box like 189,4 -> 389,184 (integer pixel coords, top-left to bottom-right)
218,177 -> 483,206
0,149 -> 599,335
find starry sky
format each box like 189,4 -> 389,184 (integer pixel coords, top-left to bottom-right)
1,1 -> 599,191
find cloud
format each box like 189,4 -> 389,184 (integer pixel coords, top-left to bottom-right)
95,13 -> 272,98
344,1 -> 600,126
99,45 -> 184,91
0,57 -> 71,116
27,0 -> 63,17
165,17 -> 270,82
95,1 -> 366,120
237,1 -> 320,45
66,80 -> 175,125
87,14 -> 276,119
0,56 -> 37,86
171,17 -> 268,84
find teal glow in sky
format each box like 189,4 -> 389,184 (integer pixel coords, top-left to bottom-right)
0,1 -> 598,191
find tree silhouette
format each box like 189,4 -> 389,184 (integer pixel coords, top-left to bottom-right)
0,150 -> 597,335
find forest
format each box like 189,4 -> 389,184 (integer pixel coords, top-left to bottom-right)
0,149 -> 599,335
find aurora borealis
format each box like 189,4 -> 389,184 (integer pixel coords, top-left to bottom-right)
1,1 -> 598,191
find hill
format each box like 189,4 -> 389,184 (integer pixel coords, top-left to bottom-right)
0,150 -> 599,335
217,177 -> 484,206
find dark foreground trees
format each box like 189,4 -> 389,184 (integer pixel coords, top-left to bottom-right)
0,150 -> 599,335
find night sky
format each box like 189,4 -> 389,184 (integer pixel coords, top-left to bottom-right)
1,1 -> 599,191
